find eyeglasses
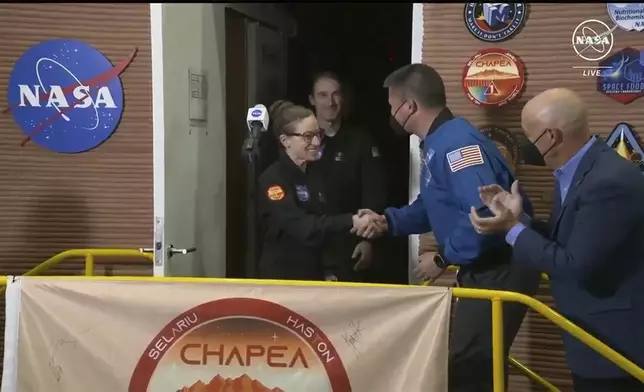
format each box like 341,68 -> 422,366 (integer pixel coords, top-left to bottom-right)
287,129 -> 325,144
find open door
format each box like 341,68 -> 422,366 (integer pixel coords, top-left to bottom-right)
148,4 -> 200,277
149,4 -> 292,278
226,13 -> 289,279
241,21 -> 288,278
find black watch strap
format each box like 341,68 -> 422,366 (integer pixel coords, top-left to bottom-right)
434,246 -> 447,269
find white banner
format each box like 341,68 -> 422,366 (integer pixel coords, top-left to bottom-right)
2,277 -> 452,392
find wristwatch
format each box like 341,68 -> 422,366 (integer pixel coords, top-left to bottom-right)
433,252 -> 447,269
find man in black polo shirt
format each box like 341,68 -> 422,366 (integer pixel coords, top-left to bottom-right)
309,71 -> 388,282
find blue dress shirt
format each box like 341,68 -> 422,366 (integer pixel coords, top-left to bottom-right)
505,137 -> 598,245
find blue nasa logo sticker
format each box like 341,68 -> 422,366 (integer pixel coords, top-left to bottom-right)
606,122 -> 644,173
597,47 -> 644,105
251,109 -> 262,117
464,3 -> 527,42
295,185 -> 309,202
6,39 -> 136,153
607,3 -> 644,32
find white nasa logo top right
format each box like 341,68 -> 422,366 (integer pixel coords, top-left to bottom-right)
571,19 -> 615,62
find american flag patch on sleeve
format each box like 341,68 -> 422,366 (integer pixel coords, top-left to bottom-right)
446,145 -> 484,173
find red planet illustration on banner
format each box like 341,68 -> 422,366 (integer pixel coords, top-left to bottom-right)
462,48 -> 526,108
129,297 -> 352,392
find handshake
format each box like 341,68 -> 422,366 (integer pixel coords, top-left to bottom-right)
350,209 -> 388,239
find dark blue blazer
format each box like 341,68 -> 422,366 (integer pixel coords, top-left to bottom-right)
514,140 -> 644,378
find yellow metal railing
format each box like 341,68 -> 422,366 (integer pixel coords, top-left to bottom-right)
29,248 -> 154,277
4,250 -> 643,392
455,287 -> 644,391
508,356 -> 558,391
434,265 -> 558,390
0,249 -> 153,294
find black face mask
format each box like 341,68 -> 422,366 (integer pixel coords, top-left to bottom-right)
517,135 -> 545,166
533,129 -> 557,158
389,101 -> 413,136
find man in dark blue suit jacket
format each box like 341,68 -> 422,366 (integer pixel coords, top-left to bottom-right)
470,88 -> 644,392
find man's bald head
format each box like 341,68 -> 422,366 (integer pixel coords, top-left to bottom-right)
521,88 -> 591,168
522,88 -> 589,140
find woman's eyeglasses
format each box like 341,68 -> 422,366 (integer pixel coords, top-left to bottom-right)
287,129 -> 325,144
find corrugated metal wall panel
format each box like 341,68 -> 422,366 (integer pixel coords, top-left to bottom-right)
421,3 -> 644,391
0,2 -> 153,375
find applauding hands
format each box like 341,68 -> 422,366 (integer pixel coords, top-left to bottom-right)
469,180 -> 523,234
351,209 -> 388,239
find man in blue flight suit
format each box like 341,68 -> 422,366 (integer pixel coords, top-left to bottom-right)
357,64 -> 541,392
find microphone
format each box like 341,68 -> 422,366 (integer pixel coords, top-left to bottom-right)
244,104 -> 269,152
246,104 -> 270,134
242,104 -> 270,279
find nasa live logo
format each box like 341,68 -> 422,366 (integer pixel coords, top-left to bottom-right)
571,19 -> 616,77
4,39 -> 137,153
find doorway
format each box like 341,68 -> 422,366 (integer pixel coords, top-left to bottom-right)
224,3 -> 413,282
283,3 -> 413,284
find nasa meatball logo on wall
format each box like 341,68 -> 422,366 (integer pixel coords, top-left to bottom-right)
129,297 -> 352,392
5,39 -> 136,153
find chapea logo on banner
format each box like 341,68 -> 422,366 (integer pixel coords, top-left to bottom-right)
1,278 -> 452,392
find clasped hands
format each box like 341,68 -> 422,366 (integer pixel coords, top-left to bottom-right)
351,209 -> 388,240
469,180 -> 524,234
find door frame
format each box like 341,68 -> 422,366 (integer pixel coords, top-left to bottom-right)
226,3 -> 296,37
151,3 -> 418,279
408,3 -> 424,285
150,3 -> 165,277
151,3 -> 420,279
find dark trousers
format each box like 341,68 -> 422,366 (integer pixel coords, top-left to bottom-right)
448,262 -> 541,392
572,374 -> 644,392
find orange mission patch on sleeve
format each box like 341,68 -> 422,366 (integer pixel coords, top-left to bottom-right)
267,185 -> 285,201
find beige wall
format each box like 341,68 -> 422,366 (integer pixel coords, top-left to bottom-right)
0,3 -> 154,273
